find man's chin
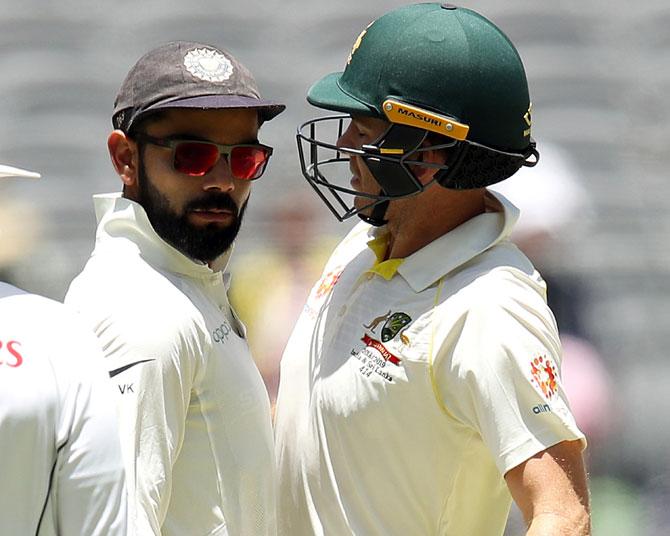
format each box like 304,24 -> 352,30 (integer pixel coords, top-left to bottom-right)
353,196 -> 375,216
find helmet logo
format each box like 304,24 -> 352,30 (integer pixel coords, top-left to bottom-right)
347,22 -> 373,65
523,103 -> 532,137
383,99 -> 469,140
184,48 -> 234,83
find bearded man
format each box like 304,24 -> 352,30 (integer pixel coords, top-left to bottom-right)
66,41 -> 284,536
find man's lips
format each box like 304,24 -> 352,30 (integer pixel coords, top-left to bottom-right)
191,207 -> 235,213
188,208 -> 236,223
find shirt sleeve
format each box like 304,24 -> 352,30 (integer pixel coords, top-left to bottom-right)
432,269 -> 586,475
54,314 -> 128,536
100,305 -> 205,535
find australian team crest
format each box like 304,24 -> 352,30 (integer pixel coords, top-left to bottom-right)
364,310 -> 412,345
381,312 -> 411,343
360,310 -> 412,364
355,311 -> 412,380
184,48 -> 234,82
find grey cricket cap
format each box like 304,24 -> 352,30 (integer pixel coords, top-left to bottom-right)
112,41 -> 285,132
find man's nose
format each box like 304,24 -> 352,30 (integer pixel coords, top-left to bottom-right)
336,121 -> 356,150
201,156 -> 235,192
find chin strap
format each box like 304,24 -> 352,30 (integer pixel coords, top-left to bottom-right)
357,195 -> 389,227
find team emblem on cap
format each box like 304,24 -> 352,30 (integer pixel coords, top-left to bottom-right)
184,48 -> 234,83
347,21 -> 374,65
523,103 -> 532,137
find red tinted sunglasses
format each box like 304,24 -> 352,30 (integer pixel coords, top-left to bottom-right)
136,133 -> 273,180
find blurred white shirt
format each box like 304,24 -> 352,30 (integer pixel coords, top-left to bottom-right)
0,282 -> 126,536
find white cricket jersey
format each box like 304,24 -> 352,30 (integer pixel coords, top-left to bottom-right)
66,193 -> 277,536
274,191 -> 585,536
0,283 -> 126,536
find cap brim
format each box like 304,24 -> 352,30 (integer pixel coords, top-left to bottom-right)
147,94 -> 286,122
0,164 -> 41,179
307,72 -> 375,115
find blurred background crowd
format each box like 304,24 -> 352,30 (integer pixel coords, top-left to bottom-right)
0,0 -> 668,533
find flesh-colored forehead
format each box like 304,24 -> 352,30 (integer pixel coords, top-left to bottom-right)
146,108 -> 260,142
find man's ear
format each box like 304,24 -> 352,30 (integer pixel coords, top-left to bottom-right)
413,144 -> 448,185
108,130 -> 140,191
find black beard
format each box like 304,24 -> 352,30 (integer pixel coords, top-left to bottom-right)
137,162 -> 247,263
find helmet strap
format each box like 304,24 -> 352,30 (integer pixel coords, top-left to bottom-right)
358,195 -> 389,227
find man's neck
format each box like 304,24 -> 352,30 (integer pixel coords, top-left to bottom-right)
385,188 -> 487,260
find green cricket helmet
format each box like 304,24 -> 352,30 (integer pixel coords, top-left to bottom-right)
296,3 -> 539,225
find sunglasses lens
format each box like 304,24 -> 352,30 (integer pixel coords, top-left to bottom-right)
230,146 -> 270,180
174,142 -> 219,176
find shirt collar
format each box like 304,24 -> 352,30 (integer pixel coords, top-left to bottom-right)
365,233 -> 405,281
365,190 -> 519,292
93,192 -> 232,277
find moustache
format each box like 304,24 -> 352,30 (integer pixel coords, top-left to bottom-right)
186,193 -> 239,215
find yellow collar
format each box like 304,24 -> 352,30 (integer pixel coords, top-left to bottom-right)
366,234 -> 405,281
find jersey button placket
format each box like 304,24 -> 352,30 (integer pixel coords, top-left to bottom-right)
321,272 -> 373,360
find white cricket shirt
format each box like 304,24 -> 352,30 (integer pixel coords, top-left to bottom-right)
0,283 -> 126,535
274,191 -> 585,536
66,193 -> 276,536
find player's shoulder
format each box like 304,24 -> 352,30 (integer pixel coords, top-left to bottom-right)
439,240 -> 549,319
468,240 -> 535,278
0,282 -> 109,384
0,282 -> 82,330
66,258 -> 207,362
68,249 -> 200,324
432,244 -> 560,371
461,240 -> 540,288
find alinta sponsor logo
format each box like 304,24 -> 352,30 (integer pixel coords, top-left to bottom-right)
532,403 -> 552,415
530,354 -> 558,400
396,108 -> 443,127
